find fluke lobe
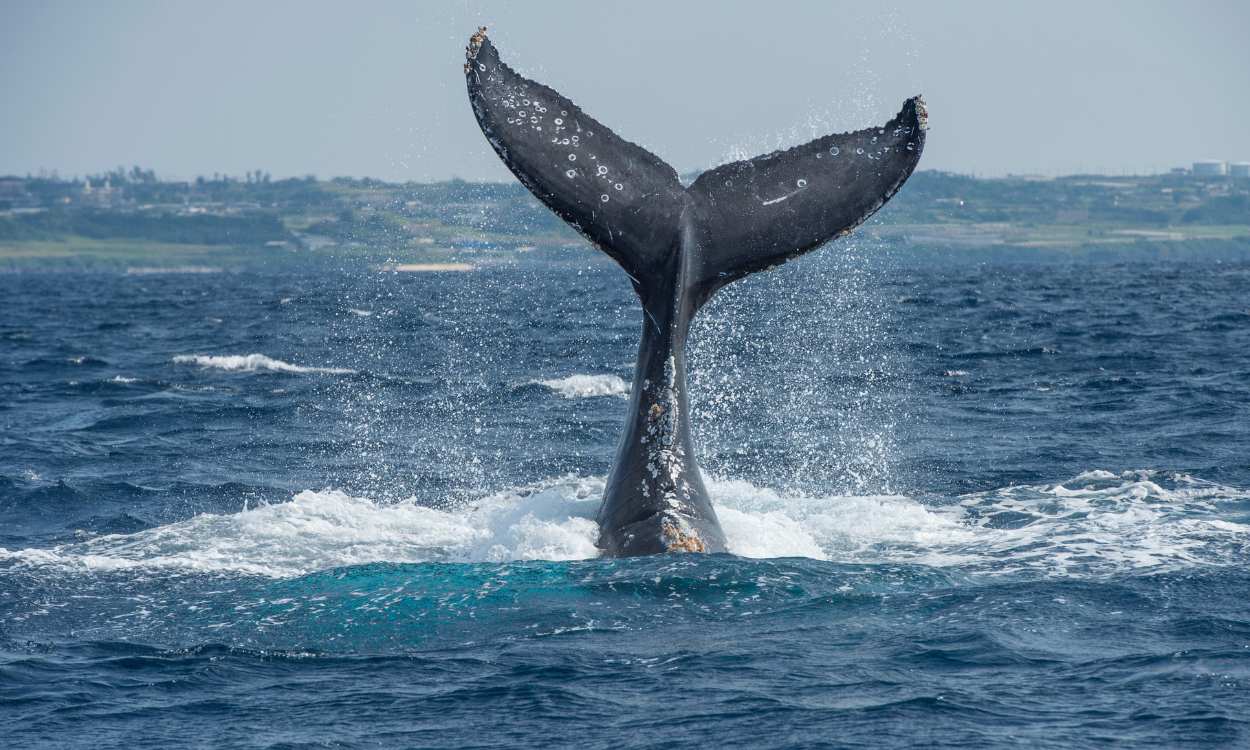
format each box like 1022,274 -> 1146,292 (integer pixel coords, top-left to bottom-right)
464,28 -> 926,557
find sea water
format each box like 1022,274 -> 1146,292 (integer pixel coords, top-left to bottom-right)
1,246 -> 1248,748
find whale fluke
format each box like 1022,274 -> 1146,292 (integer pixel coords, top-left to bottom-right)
687,97 -> 927,299
465,30 -> 685,285
465,28 -> 926,556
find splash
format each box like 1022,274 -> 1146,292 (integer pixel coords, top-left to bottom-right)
1,471 -> 1243,580
690,245 -> 905,496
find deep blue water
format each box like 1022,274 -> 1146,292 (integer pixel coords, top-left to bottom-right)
2,246 -> 1249,748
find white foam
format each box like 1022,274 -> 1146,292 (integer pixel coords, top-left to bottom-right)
0,478 -> 603,577
0,470 -> 1243,580
943,469 -> 1250,576
173,354 -> 356,375
536,374 -> 629,399
713,477 -> 976,563
110,375 -> 138,383
347,309 -> 373,317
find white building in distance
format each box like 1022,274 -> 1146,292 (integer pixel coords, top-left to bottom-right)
1192,160 -> 1228,177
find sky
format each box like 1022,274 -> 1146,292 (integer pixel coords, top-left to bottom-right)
2,0 -> 1248,182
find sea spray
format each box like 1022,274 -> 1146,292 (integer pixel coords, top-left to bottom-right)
689,239 -> 907,497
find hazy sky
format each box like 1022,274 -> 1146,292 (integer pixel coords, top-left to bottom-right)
3,1 -> 1248,182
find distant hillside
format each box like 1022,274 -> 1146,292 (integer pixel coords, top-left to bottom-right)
2,169 -> 1248,268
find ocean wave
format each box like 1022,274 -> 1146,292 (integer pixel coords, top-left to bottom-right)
535,374 -> 629,399
172,354 -> 356,375
125,266 -> 223,275
1,470 -> 1243,579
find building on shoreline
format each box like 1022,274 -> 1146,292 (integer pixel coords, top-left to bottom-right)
1193,160 -> 1228,177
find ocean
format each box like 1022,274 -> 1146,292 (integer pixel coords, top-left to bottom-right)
1,244 -> 1248,748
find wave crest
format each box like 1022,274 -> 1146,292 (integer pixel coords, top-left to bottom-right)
173,354 -> 356,375
535,374 -> 629,399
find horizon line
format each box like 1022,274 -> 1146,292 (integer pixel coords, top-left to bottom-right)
5,165 -> 1241,185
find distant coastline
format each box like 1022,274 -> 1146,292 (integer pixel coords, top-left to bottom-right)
2,170 -> 1247,269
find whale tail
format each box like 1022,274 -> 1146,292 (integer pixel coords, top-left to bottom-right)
465,29 -> 925,556
465,28 -> 926,303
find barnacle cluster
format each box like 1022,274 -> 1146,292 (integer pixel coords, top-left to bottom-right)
463,26 -> 488,73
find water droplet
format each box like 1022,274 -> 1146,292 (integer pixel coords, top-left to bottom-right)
568,154 -> 577,161
530,116 -> 538,124
561,138 -> 570,145
829,146 -> 840,156
601,194 -> 610,202
597,166 -> 608,175
614,183 -> 623,190
478,63 -> 486,71
518,111 -> 527,117
554,118 -> 563,125
796,179 -> 807,188
906,143 -> 915,151
561,110 -> 567,116
566,169 -> 576,178
856,147 -> 864,155
523,99 -> 530,106
871,136 -> 878,143
571,135 -> 579,143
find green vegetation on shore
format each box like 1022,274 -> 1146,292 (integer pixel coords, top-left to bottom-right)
1,167 -> 1248,268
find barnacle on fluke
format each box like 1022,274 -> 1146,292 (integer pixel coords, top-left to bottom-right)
465,29 -> 925,556
463,26 -> 488,73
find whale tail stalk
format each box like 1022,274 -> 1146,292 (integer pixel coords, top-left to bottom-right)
465,28 -> 926,556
